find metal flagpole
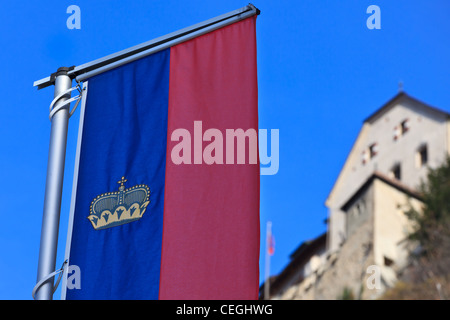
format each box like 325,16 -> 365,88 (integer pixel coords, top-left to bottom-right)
34,4 -> 260,89
264,221 -> 272,300
33,3 -> 260,300
35,67 -> 72,300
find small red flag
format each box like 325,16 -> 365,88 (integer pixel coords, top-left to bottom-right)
268,234 -> 275,256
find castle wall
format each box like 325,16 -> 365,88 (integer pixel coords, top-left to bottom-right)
327,97 -> 449,253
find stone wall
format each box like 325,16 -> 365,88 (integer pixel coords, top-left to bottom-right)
314,217 -> 378,300
276,217 -> 379,300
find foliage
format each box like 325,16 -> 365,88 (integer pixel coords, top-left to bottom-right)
405,156 -> 450,252
338,287 -> 355,300
387,156 -> 450,299
380,278 -> 449,300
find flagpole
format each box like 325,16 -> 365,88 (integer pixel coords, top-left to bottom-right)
33,4 -> 260,300
33,4 -> 259,90
35,67 -> 72,300
264,221 -> 272,300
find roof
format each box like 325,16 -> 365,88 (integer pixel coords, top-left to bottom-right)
364,92 -> 450,124
259,232 -> 327,298
289,232 -> 327,260
340,171 -> 422,211
326,92 -> 449,206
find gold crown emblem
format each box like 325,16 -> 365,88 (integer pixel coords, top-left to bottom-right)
88,177 -> 150,230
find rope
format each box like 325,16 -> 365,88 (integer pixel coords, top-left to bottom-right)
32,260 -> 68,300
48,82 -> 84,121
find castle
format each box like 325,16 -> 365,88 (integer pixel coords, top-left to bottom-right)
263,92 -> 450,299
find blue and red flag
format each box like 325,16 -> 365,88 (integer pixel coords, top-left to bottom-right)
64,16 -> 259,299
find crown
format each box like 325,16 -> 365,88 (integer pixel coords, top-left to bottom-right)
88,177 -> 150,230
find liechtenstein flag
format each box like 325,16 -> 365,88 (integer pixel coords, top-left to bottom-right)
63,16 -> 259,299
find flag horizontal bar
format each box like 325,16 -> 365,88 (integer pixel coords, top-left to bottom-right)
33,4 -> 260,90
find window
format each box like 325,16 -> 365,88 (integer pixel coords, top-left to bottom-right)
355,200 -> 366,216
352,203 -> 362,218
393,119 -> 410,141
391,163 -> 401,180
369,143 -> 378,159
416,144 -> 428,168
362,143 -> 378,165
355,203 -> 362,216
384,256 -> 394,267
393,126 -> 401,141
361,150 -> 368,165
400,119 -> 409,135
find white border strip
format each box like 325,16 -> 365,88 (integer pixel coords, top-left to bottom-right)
60,81 -> 88,300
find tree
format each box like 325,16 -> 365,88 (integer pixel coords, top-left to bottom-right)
402,156 -> 450,299
337,287 -> 355,300
406,156 -> 450,250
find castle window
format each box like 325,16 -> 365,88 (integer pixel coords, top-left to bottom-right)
355,203 -> 362,216
361,150 -> 369,165
416,144 -> 428,168
369,143 -> 378,159
390,163 -> 401,180
384,256 -> 394,267
393,126 -> 401,141
400,119 -> 409,135
350,200 -> 365,218
362,143 -> 378,165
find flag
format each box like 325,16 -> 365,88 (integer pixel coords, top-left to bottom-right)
268,234 -> 275,256
64,16 -> 259,300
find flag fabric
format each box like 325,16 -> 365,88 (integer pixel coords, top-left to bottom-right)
64,16 -> 259,300
268,234 -> 275,256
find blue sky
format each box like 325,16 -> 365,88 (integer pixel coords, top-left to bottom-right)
0,1 -> 449,299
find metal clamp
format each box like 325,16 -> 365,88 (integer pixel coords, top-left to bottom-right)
32,260 -> 68,300
49,83 -> 84,121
